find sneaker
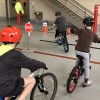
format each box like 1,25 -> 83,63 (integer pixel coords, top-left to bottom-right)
83,80 -> 92,87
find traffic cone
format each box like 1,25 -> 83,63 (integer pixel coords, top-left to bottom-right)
43,22 -> 48,33
67,27 -> 71,35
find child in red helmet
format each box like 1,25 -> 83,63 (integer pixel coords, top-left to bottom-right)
0,25 -> 46,100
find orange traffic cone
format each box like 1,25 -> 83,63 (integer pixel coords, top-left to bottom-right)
67,27 -> 71,35
43,22 -> 48,33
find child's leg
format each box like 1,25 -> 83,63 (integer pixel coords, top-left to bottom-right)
55,30 -> 59,38
18,77 -> 36,100
83,53 -> 90,80
5,97 -> 10,100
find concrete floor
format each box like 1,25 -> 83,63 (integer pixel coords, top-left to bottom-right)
0,19 -> 100,100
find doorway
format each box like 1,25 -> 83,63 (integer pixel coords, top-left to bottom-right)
5,0 -> 30,24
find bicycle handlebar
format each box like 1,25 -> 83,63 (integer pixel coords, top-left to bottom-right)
48,27 -> 56,31
29,66 -> 48,77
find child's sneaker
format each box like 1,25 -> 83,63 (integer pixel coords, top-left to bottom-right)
83,80 -> 92,87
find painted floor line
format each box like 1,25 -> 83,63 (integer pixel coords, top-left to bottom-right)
16,48 -> 100,65
34,51 -> 100,65
40,40 -> 100,49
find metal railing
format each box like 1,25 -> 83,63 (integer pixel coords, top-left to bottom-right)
59,0 -> 93,18
49,0 -> 94,21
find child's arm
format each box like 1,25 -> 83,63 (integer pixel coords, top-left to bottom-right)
12,51 -> 47,71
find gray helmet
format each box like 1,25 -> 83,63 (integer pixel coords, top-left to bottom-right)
83,16 -> 94,26
55,11 -> 62,17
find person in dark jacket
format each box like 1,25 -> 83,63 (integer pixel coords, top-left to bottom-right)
70,17 -> 100,87
52,11 -> 67,40
0,26 -> 46,100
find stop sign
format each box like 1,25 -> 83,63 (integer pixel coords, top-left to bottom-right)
25,22 -> 33,32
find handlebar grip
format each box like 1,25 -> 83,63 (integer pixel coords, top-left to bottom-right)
30,66 -> 48,72
45,66 -> 48,70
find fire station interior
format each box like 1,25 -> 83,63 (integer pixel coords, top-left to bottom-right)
0,0 -> 100,100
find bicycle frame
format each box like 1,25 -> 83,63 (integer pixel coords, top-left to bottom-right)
57,33 -> 65,44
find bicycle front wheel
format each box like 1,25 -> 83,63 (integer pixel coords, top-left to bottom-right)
30,73 -> 58,100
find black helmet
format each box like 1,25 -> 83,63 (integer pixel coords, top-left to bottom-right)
83,16 -> 94,26
55,11 -> 62,17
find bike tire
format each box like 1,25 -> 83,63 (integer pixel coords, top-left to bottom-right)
30,73 -> 58,100
63,39 -> 69,52
67,66 -> 79,93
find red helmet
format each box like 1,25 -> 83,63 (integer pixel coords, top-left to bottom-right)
0,26 -> 22,43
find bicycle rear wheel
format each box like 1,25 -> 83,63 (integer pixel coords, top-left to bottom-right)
62,38 -> 69,52
67,66 -> 79,93
63,42 -> 69,52
30,73 -> 58,100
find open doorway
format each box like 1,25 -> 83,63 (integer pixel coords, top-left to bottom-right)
5,0 -> 29,24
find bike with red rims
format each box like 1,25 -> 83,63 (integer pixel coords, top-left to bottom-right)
66,55 -> 91,93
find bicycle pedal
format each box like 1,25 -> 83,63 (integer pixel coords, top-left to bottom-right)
63,83 -> 67,87
89,66 -> 92,69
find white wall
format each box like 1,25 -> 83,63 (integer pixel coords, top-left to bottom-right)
29,0 -> 56,21
76,0 -> 100,24
29,0 -> 100,25
0,0 -> 6,18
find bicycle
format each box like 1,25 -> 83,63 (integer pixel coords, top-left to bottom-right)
66,55 -> 91,93
0,66 -> 58,100
56,32 -> 69,52
48,28 -> 69,52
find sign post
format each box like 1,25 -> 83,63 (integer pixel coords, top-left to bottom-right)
25,22 -> 33,50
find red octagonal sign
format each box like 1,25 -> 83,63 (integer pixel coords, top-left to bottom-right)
25,22 -> 33,33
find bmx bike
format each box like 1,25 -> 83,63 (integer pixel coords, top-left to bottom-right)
0,67 -> 58,100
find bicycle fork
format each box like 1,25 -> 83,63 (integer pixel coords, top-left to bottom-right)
36,76 -> 48,95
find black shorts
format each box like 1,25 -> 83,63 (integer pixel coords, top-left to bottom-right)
55,30 -> 66,38
7,78 -> 24,97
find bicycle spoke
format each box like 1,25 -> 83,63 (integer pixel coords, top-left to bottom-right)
42,76 -> 55,99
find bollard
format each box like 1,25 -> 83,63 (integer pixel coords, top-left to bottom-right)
93,5 -> 98,33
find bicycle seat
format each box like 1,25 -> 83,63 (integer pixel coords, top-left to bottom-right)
76,55 -> 84,60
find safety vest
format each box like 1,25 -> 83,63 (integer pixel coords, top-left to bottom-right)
15,2 -> 24,14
